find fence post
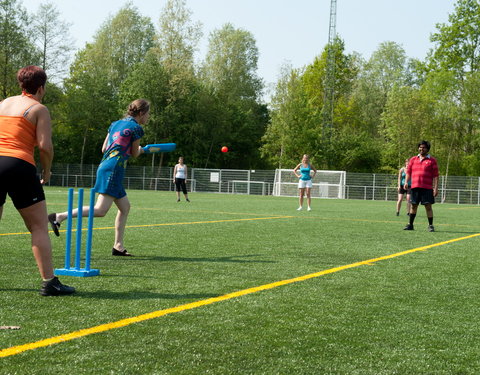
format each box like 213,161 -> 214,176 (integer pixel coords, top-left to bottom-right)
478,177 -> 480,205
372,174 -> 376,200
219,169 -> 222,193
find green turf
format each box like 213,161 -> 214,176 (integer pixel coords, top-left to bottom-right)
1,188 -> 479,374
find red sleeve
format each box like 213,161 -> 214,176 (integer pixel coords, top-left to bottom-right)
406,157 -> 413,175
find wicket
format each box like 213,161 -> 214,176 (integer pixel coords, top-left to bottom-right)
54,188 -> 100,277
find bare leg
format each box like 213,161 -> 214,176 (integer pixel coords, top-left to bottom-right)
55,193 -> 114,223
298,188 -> 305,208
18,201 -> 54,280
306,188 -> 312,209
396,193 -> 404,213
176,190 -> 181,201
425,203 -> 433,220
406,193 -> 411,214
410,204 -> 419,215
113,196 -> 130,251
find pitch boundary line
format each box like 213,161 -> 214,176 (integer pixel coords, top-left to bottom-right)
1,232 -> 479,358
0,216 -> 293,237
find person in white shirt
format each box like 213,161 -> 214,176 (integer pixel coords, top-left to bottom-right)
173,157 -> 190,202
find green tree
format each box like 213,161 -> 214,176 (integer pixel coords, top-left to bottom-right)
155,0 -> 201,76
145,0 -> 204,168
58,4 -> 155,165
429,0 -> 480,77
0,0 -> 38,98
261,64 -> 312,168
201,23 -> 267,168
31,1 -> 74,84
352,41 -> 411,137
118,50 -> 171,167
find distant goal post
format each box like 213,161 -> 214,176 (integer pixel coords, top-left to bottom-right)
273,169 -> 346,199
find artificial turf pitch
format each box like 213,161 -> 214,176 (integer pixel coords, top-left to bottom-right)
0,187 -> 479,374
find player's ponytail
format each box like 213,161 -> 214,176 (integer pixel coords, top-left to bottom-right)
127,99 -> 150,118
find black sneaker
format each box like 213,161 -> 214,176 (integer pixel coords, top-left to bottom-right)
48,213 -> 61,237
428,225 -> 435,232
396,212 -> 399,216
403,224 -> 414,230
177,199 -> 180,202
40,277 -> 75,296
112,248 -> 132,256
186,198 -> 190,202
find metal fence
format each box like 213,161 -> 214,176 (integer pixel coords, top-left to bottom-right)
46,164 -> 480,205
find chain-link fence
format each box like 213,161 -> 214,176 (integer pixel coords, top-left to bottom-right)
46,164 -> 480,205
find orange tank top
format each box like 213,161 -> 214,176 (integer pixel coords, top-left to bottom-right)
0,115 -> 36,166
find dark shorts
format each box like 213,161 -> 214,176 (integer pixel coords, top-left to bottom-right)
175,178 -> 187,194
0,156 -> 45,209
410,188 -> 435,205
398,187 -> 411,195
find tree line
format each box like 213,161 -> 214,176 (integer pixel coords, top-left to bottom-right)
1,0 -> 479,175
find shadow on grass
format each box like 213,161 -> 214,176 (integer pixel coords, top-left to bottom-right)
111,254 -> 276,264
74,291 -> 222,300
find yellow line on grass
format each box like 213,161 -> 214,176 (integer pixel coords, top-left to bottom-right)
0,216 -> 293,236
1,232 -> 479,358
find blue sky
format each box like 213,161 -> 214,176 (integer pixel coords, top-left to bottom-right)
22,0 -> 455,89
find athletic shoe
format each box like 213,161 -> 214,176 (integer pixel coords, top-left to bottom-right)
297,207 -> 302,211
403,224 -> 414,230
112,248 -> 132,256
186,198 -> 190,202
177,199 -> 180,202
428,225 -> 435,232
307,207 -> 312,211
48,213 -> 60,237
396,212 -> 399,216
40,277 -> 75,296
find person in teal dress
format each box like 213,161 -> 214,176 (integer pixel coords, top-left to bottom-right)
293,154 -> 317,211
48,99 -> 150,256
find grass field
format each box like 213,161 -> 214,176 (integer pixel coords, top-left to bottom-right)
1,187 -> 479,374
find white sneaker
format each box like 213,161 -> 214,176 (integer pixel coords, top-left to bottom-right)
297,207 -> 302,211
307,207 -> 312,211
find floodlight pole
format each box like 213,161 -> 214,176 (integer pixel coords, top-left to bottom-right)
322,0 -> 337,135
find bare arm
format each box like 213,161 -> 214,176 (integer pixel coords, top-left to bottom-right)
173,165 -> 177,182
404,173 -> 411,190
130,139 -> 143,158
101,134 -> 109,153
184,165 -> 188,180
34,105 -> 53,184
433,176 -> 439,197
293,164 -> 301,178
310,164 -> 317,178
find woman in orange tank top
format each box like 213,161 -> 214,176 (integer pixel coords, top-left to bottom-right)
0,65 -> 75,296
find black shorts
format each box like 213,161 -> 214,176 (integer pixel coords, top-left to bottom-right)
410,188 -> 435,205
175,178 -> 187,194
0,156 -> 45,209
398,187 -> 411,195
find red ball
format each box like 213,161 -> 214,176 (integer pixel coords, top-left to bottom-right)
221,146 -> 228,153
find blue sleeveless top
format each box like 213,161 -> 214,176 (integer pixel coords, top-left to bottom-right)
400,168 -> 411,188
299,164 -> 312,181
